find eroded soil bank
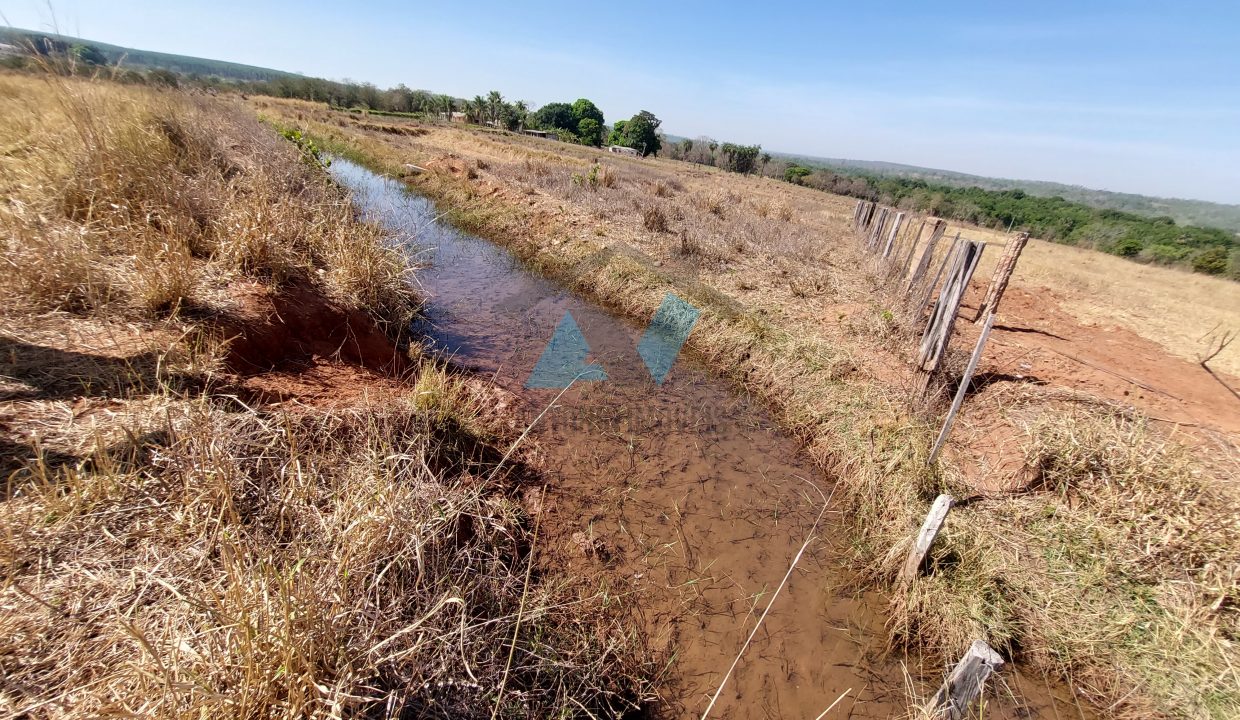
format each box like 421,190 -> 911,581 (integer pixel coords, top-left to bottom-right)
332,158 -> 1089,719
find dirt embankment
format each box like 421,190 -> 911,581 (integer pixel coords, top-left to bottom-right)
946,282 -> 1240,492
213,280 -> 413,406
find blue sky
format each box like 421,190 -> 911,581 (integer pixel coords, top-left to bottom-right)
6,1 -> 1238,203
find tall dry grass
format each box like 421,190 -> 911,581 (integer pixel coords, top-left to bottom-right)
0,72 -> 414,334
0,73 -> 655,718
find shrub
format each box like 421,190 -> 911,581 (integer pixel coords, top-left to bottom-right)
1140,243 -> 1190,265
1108,236 -> 1144,257
1192,246 -> 1229,275
642,205 -> 668,232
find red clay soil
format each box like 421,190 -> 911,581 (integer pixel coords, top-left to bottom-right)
219,281 -> 409,377
213,280 -> 412,407
944,281 -> 1240,492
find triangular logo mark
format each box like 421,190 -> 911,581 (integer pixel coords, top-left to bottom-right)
524,312 -> 608,389
637,293 -> 701,385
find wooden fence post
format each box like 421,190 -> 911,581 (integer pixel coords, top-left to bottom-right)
926,640 -> 1005,719
974,231 -> 1029,321
898,494 -> 954,585
917,239 -> 982,371
928,312 -> 996,464
882,212 -> 905,258
898,219 -> 927,278
868,208 -> 889,250
905,220 -> 947,293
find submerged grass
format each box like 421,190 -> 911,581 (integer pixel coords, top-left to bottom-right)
0,73 -> 655,717
259,97 -> 1240,719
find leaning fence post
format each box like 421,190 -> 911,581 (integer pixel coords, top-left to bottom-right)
906,220 -> 947,294
868,208 -> 889,250
898,218 -> 927,278
882,211 -> 905,258
928,312 -> 996,464
898,493 -> 954,585
974,231 -> 1029,321
926,640 -> 1005,719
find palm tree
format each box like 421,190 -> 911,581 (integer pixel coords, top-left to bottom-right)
437,94 -> 454,121
513,100 -> 529,130
486,90 -> 504,126
468,95 -> 486,124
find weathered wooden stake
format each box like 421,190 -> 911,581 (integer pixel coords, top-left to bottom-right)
917,238 -> 982,371
928,312 -> 996,464
914,232 -> 960,315
974,231 -> 1029,321
882,211 -> 905,258
898,218 -> 927,278
926,640 -> 1005,720
905,220 -> 947,293
868,208 -> 889,250
899,493 -> 954,585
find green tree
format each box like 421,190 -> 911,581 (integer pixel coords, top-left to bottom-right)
533,102 -> 576,132
437,94 -> 455,120
571,98 -> 604,126
720,142 -> 761,174
409,89 -> 432,112
486,90 -> 504,126
467,95 -> 486,123
785,165 -> 812,184
576,118 -> 602,146
612,111 -> 662,156
607,120 -> 628,146
512,100 -> 530,130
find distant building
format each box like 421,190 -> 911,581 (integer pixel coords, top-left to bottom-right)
607,145 -> 639,157
522,129 -> 554,140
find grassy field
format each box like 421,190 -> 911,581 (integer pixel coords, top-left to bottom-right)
0,74 -> 654,718
254,98 -> 1240,719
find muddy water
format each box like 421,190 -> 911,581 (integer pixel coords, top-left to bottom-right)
330,159 -> 1088,720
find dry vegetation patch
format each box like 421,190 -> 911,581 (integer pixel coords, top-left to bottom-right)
0,74 -> 653,718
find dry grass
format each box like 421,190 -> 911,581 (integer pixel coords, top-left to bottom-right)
0,74 -> 654,718
893,407 -> 1239,718
0,73 -> 414,334
256,96 -> 1240,718
1,389 -> 653,718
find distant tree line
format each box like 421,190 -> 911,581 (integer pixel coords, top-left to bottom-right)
668,137 -> 1236,278
0,29 -> 292,81
787,167 -> 1237,277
